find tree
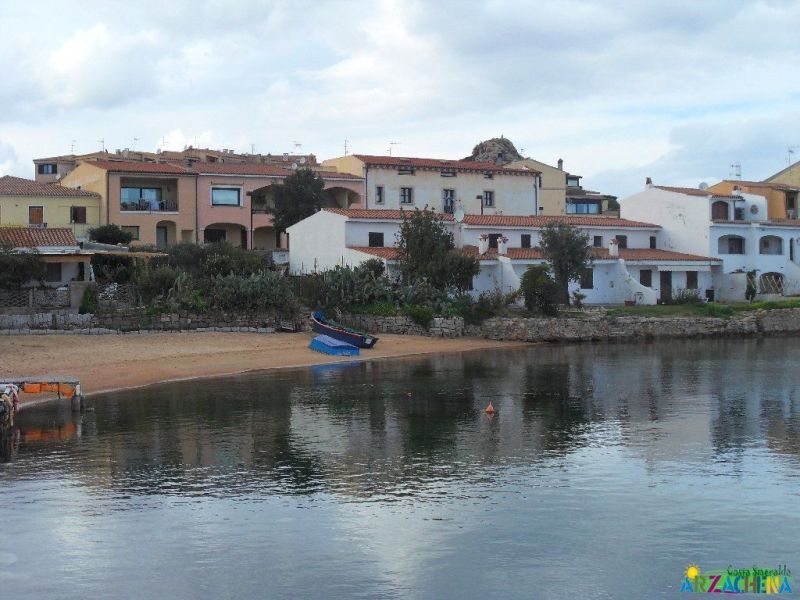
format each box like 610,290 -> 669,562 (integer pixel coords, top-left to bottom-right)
520,265 -> 559,316
0,243 -> 46,289
89,224 -> 134,245
395,208 -> 479,291
538,221 -> 592,305
263,168 -> 327,233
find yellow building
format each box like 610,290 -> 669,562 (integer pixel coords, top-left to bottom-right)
0,175 -> 100,240
708,180 -> 799,221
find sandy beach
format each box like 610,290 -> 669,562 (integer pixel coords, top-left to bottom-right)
1,331 -> 525,399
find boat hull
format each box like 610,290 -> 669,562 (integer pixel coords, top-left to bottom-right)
310,312 -> 378,349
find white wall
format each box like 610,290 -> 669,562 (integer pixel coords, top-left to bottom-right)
461,224 -> 658,249
287,210 -> 349,274
345,220 -> 405,248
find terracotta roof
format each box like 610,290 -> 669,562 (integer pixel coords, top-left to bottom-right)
654,185 -> 741,199
86,160 -> 191,175
596,248 -> 719,262
192,163 -> 363,180
0,175 -> 98,198
711,180 -> 800,192
351,154 -> 538,175
325,208 -> 455,220
0,227 -> 78,248
462,214 -> 659,228
350,246 -> 401,259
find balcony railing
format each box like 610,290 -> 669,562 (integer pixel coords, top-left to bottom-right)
2,222 -> 93,240
120,199 -> 179,212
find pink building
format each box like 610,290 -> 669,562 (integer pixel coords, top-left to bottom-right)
194,164 -> 363,249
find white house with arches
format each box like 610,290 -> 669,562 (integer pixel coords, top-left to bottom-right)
621,182 -> 800,300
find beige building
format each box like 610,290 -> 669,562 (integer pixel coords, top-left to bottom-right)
708,180 -> 799,221
61,160 -> 197,247
322,154 -> 540,215
0,175 -> 100,240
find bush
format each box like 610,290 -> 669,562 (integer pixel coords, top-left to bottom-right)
349,301 -> 397,316
79,286 -> 98,314
136,266 -> 179,305
402,304 -> 434,328
314,262 -> 395,309
201,242 -> 267,278
206,271 -> 299,317
89,224 -> 133,245
0,243 -> 45,289
745,270 -> 757,303
91,254 -> 137,284
520,265 -> 559,316
672,288 -> 703,305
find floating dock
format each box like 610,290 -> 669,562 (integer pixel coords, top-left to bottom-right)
1,376 -> 83,412
309,335 -> 360,356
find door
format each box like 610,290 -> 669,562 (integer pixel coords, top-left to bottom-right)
240,228 -> 248,249
29,206 -> 44,226
660,271 -> 672,304
639,269 -> 652,288
156,226 -> 168,249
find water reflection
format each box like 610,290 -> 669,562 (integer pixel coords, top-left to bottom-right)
2,338 -> 799,599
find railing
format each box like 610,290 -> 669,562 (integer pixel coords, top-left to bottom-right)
120,199 -> 179,212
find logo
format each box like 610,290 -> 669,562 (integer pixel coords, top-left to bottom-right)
681,565 -> 794,594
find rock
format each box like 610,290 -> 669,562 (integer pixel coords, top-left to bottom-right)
463,137 -> 524,165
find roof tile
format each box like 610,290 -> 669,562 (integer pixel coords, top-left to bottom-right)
86,160 -> 191,175
462,214 -> 659,228
0,227 -> 78,248
352,154 -> 538,175
0,175 -> 98,198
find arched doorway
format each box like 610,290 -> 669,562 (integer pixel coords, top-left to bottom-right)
322,186 -> 361,209
711,200 -> 729,220
717,235 -> 745,254
203,223 -> 247,247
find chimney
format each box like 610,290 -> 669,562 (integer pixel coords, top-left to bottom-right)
557,158 -> 563,170
478,235 -> 489,255
498,236 -> 508,255
646,177 -> 653,188
608,238 -> 619,258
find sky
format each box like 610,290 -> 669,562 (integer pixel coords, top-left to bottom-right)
1,0 -> 799,198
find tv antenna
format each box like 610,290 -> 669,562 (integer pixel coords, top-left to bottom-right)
388,141 -> 400,156
788,146 -> 799,164
97,138 -> 106,152
132,137 -> 139,151
729,162 -> 741,180
251,144 -> 255,154
70,140 -> 76,153
344,139 -> 349,155
293,140 -> 303,152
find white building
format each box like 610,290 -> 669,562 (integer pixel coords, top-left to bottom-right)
621,183 -> 800,300
287,208 -> 720,305
321,154 -> 541,216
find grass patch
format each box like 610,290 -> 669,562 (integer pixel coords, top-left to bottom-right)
607,303 -> 734,317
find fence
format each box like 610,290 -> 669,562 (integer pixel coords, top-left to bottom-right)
746,272 -> 785,295
96,282 -> 139,309
0,287 -> 70,309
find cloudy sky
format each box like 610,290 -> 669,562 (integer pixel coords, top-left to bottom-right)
1,0 -> 799,197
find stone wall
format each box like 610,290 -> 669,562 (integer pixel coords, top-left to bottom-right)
340,309 -> 800,343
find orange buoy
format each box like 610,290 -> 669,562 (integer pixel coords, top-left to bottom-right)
485,401 -> 495,414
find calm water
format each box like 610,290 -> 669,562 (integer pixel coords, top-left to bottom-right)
1,338 -> 799,599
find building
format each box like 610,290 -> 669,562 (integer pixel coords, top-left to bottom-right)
621,182 -> 800,300
33,147 -> 317,184
766,159 -> 800,189
287,208 -> 719,304
194,164 -> 363,250
321,154 -> 541,216
0,176 -> 101,241
61,160 -> 197,247
0,227 -> 92,309
708,180 -> 799,220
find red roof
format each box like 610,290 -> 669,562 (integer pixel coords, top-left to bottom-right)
0,175 -> 98,198
352,154 -> 538,175
86,160 -> 191,175
462,214 -> 659,228
603,248 -> 719,262
193,163 -> 363,180
325,208 -> 455,220
350,246 -> 401,259
0,227 -> 78,248
654,185 -> 741,199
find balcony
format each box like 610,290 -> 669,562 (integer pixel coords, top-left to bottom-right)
120,198 -> 179,213
12,222 -> 93,240
120,179 -> 179,213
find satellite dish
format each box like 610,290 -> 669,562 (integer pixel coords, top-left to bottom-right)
299,157 -> 306,164
454,208 -> 465,223
698,182 -> 709,190
291,162 -> 298,170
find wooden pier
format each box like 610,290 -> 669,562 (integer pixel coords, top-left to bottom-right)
2,376 -> 83,411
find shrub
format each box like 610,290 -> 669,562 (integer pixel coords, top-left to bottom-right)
571,291 -> 587,308
672,288 -> 703,305
79,286 -> 98,314
207,271 -> 299,317
315,262 -> 395,309
136,266 -> 179,304
402,304 -> 434,328
349,301 -> 397,316
745,270 -> 757,303
201,242 -> 267,278
520,265 -> 559,316
91,254 -> 137,284
89,224 -> 133,245
0,243 -> 45,289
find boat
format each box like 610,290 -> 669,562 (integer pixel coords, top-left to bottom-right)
309,334 -> 360,356
310,311 -> 379,349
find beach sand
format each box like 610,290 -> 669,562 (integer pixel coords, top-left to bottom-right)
1,331 -> 525,399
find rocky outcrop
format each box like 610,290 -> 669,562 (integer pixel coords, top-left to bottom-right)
463,137 -> 524,165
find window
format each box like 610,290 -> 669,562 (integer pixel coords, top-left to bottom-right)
440,168 -> 457,178
375,185 -> 384,204
37,163 -> 57,175
488,233 -> 501,249
639,269 -> 652,287
521,234 -> 531,248
580,268 -> 594,289
649,236 -> 657,249
211,187 -> 241,206
566,175 -> 581,187
368,232 -> 384,247
70,206 -> 87,224
566,201 -> 599,214
29,206 -> 43,226
400,187 -> 413,204
398,165 -> 415,175
442,189 -> 455,214
615,235 -> 627,249
759,235 -> 783,255
711,200 -> 728,220
121,226 -> 140,241
121,187 -> 162,210
593,235 -> 603,248
483,191 -> 494,208
718,235 -> 745,254
686,271 -> 698,289
483,172 -> 494,179
45,262 -> 62,283
204,228 -> 226,243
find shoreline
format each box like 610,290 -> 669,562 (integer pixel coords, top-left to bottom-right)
1,332 -> 527,407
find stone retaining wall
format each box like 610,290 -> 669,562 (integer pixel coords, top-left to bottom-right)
340,309 -> 800,343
